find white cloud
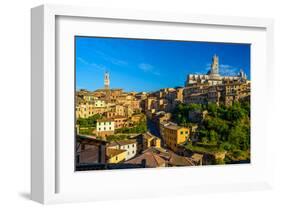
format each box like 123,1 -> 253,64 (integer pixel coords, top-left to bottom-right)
110,59 -> 128,66
138,63 -> 160,76
205,63 -> 239,76
139,63 -> 153,71
93,50 -> 128,66
77,57 -> 107,71
77,57 -> 89,65
219,64 -> 239,76
91,63 -> 107,71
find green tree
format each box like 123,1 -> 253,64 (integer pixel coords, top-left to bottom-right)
209,130 -> 219,144
207,103 -> 218,117
76,114 -> 103,127
228,123 -> 249,151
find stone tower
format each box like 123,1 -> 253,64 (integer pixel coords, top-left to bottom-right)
104,71 -> 110,102
104,71 -> 110,89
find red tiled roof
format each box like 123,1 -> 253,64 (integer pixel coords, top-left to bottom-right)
125,152 -> 166,168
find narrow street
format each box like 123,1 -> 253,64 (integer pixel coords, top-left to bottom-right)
146,118 -> 161,138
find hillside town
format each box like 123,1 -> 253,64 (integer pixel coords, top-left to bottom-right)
75,55 -> 251,170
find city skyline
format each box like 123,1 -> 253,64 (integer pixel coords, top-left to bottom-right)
76,36 -> 250,92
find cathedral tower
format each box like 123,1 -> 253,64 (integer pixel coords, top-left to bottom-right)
207,54 -> 220,78
211,54 -> 219,75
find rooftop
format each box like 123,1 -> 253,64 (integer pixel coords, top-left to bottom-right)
142,132 -> 155,140
112,115 -> 128,119
117,139 -> 137,146
107,139 -> 137,148
94,88 -> 123,92
165,124 -> 186,131
106,148 -> 127,158
97,118 -> 115,122
168,151 -> 195,166
125,151 -> 166,168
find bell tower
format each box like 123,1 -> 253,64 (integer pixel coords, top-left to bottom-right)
104,71 -> 110,102
104,71 -> 110,89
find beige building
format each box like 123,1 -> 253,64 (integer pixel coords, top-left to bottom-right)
163,124 -> 190,152
107,140 -> 137,161
113,115 -> 128,129
75,103 -> 95,118
106,148 -> 127,163
142,132 -> 161,150
93,99 -> 106,108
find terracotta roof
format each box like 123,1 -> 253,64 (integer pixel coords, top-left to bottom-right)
112,115 -> 128,119
78,146 -> 99,163
165,124 -> 185,130
142,147 -> 194,166
97,118 -> 114,122
107,141 -> 119,148
142,132 -> 154,140
106,148 -> 126,158
107,139 -> 137,148
168,151 -> 195,166
125,152 -> 166,168
116,139 -> 137,146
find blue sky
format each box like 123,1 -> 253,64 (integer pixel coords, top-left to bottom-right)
75,36 -> 250,92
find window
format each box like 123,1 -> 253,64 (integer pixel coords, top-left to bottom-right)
116,156 -> 118,160
180,131 -> 183,135
185,131 -> 188,134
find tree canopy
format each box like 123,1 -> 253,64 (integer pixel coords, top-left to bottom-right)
76,114 -> 103,127
173,101 -> 251,162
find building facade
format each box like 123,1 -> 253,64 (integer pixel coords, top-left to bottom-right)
163,124 -> 190,152
107,140 -> 137,161
96,118 -> 115,138
106,148 -> 127,163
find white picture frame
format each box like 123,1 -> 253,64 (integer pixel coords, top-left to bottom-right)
31,4 -> 274,204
